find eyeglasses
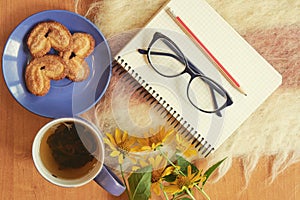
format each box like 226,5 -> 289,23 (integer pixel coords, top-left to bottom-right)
138,32 -> 233,114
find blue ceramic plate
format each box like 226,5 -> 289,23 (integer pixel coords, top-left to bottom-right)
2,10 -> 111,118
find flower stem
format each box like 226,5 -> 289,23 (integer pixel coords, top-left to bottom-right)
195,185 -> 210,200
185,188 -> 196,200
173,193 -> 191,200
120,164 -> 132,200
160,182 -> 169,200
158,147 -> 185,176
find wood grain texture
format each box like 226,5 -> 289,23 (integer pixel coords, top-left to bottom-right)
0,0 -> 299,199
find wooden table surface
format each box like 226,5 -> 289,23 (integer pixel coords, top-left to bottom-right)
0,0 -> 299,199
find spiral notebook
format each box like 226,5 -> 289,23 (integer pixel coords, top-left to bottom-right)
114,0 -> 282,156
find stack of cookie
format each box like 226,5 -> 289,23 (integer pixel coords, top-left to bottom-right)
25,21 -> 95,96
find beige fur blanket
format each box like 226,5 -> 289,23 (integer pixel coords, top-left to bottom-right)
75,0 -> 300,186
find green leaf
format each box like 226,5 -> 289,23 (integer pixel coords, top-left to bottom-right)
163,173 -> 177,182
203,157 -> 227,186
176,155 -> 199,175
128,165 -> 152,200
182,198 -> 193,200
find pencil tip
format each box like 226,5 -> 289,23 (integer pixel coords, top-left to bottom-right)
238,88 -> 247,96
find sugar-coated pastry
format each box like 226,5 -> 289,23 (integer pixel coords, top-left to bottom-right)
65,56 -> 90,82
27,21 -> 72,58
25,55 -> 67,96
60,33 -> 95,81
25,21 -> 95,96
68,32 -> 95,58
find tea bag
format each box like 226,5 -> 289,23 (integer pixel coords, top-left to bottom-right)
47,122 -> 96,169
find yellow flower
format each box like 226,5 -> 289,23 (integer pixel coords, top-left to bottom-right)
164,165 -> 206,195
140,154 -> 174,195
104,128 -> 138,164
175,134 -> 197,158
137,126 -> 174,151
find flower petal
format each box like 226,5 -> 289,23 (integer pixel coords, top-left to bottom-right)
131,166 -> 140,172
125,136 -> 136,147
183,148 -> 197,158
164,185 -> 181,195
155,155 -> 163,167
187,165 -> 192,177
162,166 -> 174,177
162,128 -> 174,142
151,182 -> 161,195
103,138 -> 117,151
139,160 -> 148,168
110,150 -> 120,157
148,157 -> 155,166
141,146 -> 152,151
137,138 -> 149,146
122,130 -> 128,142
130,145 -> 142,152
105,133 -> 117,146
115,128 -> 122,144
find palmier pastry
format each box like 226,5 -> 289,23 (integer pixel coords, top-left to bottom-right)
66,57 -> 90,82
60,33 -> 95,81
25,55 -> 67,96
66,33 -> 95,58
27,21 -> 72,58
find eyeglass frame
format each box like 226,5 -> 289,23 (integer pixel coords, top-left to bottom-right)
138,32 -> 233,114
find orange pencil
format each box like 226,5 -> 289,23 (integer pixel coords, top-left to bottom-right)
166,7 -> 247,96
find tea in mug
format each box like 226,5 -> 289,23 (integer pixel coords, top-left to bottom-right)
39,121 -> 101,179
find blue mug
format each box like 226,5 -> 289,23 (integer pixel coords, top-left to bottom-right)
32,117 -> 126,196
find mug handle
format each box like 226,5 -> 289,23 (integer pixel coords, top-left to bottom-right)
94,164 -> 126,196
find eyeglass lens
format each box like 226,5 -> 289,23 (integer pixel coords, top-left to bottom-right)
188,76 -> 227,112
148,38 -> 186,77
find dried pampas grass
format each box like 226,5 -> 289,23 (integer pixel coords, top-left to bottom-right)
208,87 -> 300,187
206,0 -> 300,34
75,0 -> 167,38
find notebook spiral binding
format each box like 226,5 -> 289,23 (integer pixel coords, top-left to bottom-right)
114,56 -> 214,157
